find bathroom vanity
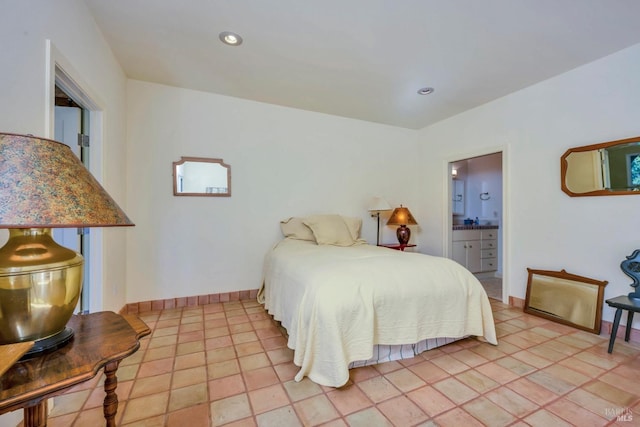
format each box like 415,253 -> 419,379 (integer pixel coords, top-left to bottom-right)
452,226 -> 498,273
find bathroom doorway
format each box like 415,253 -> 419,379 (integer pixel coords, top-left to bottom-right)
449,152 -> 504,301
46,40 -> 106,313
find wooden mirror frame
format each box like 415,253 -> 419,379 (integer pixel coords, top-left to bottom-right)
524,268 -> 608,334
172,157 -> 231,197
561,135 -> 640,197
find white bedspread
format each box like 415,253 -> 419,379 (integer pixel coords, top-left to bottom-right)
258,239 -> 497,387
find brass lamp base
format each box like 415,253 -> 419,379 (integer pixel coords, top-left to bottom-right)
0,228 -> 83,349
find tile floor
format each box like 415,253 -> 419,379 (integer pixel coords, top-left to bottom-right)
40,298 -> 640,427
479,277 -> 502,301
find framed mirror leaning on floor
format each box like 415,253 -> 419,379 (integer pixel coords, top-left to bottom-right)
524,268 -> 608,334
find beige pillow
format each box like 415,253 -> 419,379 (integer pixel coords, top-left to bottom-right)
341,216 -> 362,241
280,217 -> 315,241
303,214 -> 355,246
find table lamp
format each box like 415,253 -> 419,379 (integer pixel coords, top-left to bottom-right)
387,205 -> 418,245
367,197 -> 391,246
0,133 -> 133,355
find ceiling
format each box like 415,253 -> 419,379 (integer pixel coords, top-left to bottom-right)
84,0 -> 640,129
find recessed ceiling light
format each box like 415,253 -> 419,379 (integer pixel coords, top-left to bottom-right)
417,87 -> 435,95
219,31 -> 243,46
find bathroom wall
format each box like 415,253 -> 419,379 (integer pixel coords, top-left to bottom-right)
467,152 -> 503,225
451,152 -> 503,226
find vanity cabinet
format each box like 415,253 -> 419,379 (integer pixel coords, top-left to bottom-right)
452,229 -> 481,273
452,228 -> 498,273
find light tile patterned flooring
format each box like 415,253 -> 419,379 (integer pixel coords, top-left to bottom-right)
41,298 -> 640,426
479,277 -> 503,301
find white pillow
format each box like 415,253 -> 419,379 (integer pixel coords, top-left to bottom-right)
280,217 -> 315,241
341,216 -> 362,241
303,214 -> 355,246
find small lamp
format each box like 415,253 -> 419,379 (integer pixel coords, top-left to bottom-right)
368,197 -> 392,246
387,205 -> 418,245
0,133 -> 134,355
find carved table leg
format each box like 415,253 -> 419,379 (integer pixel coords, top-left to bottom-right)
103,360 -> 121,427
23,400 -> 47,427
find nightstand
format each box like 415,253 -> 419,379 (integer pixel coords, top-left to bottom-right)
0,312 -> 150,427
378,243 -> 416,251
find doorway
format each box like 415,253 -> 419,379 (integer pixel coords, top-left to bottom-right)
53,86 -> 91,313
46,43 -> 105,313
448,152 -> 504,301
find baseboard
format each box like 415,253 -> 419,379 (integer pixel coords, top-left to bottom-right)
120,288 -> 260,315
509,296 -> 525,308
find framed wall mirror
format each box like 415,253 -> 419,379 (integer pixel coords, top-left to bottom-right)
561,136 -> 640,196
524,268 -> 608,334
173,157 -> 231,197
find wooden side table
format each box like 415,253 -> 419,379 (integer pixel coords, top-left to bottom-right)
0,311 -> 150,427
605,295 -> 640,353
378,243 -> 416,252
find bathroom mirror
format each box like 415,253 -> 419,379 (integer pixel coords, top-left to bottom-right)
173,157 -> 231,197
561,136 -> 640,196
451,179 -> 465,215
524,268 -> 608,334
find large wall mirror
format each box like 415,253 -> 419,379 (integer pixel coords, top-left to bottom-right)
561,136 -> 640,196
173,157 -> 231,197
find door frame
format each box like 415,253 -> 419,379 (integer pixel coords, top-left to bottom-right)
444,145 -> 509,304
45,39 -> 106,312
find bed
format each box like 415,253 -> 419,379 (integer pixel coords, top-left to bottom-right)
258,214 -> 497,387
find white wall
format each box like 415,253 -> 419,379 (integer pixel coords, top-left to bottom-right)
450,153 -> 502,225
465,153 -> 502,226
0,1 -> 129,425
125,80 -> 420,303
416,43 -> 640,325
